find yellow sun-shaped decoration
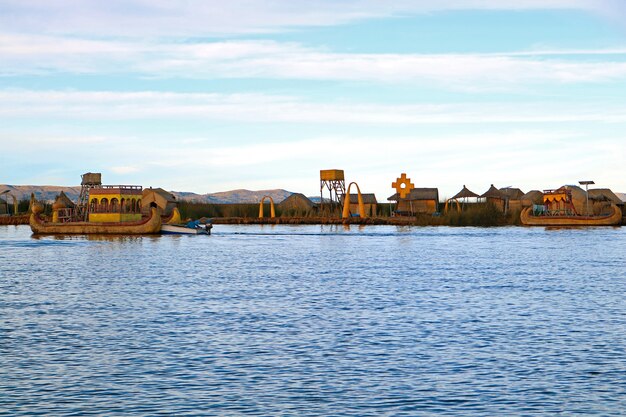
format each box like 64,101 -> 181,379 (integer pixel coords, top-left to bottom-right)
391,173 -> 414,199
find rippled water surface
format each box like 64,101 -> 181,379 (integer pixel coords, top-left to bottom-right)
1,224 -> 626,416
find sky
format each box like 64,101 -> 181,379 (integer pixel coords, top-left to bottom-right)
2,0 -> 626,200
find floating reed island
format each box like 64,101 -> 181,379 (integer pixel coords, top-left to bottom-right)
2,171 -> 625,228
178,171 -> 625,227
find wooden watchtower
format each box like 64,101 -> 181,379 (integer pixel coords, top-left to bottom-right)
320,169 -> 345,214
76,172 -> 102,220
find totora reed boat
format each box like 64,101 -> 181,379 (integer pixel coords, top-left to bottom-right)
520,204 -> 622,226
29,173 -> 162,234
520,185 -> 622,226
30,204 -> 162,234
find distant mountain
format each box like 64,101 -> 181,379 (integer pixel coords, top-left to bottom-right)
0,184 -> 294,205
616,192 -> 626,203
0,185 -> 81,203
171,189 -> 293,204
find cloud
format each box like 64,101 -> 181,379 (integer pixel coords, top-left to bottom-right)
2,1 -> 625,195
1,126 -> 623,197
63,132 -> 626,195
3,35 -> 626,89
111,166 -> 140,174
2,90 -> 626,125
0,1 -> 606,37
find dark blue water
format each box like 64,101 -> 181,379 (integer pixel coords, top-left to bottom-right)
1,224 -> 625,416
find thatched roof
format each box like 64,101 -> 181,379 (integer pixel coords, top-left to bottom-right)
588,188 -> 623,205
521,190 -> 543,205
499,187 -> 524,200
347,193 -> 377,204
279,193 -> 316,209
451,185 -> 479,200
480,184 -> 504,199
388,188 -> 439,202
55,191 -> 76,208
142,187 -> 177,214
143,187 -> 176,202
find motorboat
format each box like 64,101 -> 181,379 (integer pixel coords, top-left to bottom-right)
161,220 -> 212,235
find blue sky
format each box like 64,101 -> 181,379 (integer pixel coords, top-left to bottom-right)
1,0 -> 626,199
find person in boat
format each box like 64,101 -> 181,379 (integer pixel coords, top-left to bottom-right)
186,218 -> 213,232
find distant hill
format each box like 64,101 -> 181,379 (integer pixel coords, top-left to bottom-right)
0,184 -> 294,204
0,185 -> 82,203
170,189 -> 293,204
616,193 -> 626,203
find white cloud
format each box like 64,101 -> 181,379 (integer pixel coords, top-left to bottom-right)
111,166 -> 141,174
2,1 -> 624,195
2,90 -> 626,125
3,36 -> 626,88
1,126 -> 623,197
0,1 -> 606,37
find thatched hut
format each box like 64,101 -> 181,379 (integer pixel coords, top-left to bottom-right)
498,187 -> 524,213
588,188 -> 622,205
588,188 -> 624,215
452,185 -> 479,201
279,193 -> 316,216
480,184 -> 506,212
54,191 -> 76,209
444,185 -> 479,212
0,197 -> 7,215
388,188 -> 439,215
141,188 -> 177,216
52,191 -> 76,222
521,190 -> 543,208
347,193 -> 378,217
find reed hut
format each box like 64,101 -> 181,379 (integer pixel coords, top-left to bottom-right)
52,191 -> 76,222
141,188 -> 177,216
521,190 -> 543,208
480,184 -> 506,212
346,193 -> 378,217
452,185 -> 479,201
444,185 -> 479,212
0,197 -> 7,215
588,189 -> 622,205
588,188 -> 624,215
279,193 -> 316,216
388,188 -> 439,215
498,187 -> 524,213
54,191 -> 76,209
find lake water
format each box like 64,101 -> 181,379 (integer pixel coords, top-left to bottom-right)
1,224 -> 625,416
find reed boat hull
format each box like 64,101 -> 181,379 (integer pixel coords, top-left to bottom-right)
30,207 -> 162,234
520,204 -> 622,226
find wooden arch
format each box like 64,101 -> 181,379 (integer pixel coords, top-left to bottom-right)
258,195 -> 276,218
342,182 -> 366,219
443,198 -> 461,214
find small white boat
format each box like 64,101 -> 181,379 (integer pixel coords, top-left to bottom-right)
161,222 -> 212,235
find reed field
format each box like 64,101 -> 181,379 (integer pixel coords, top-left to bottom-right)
178,201 -> 523,227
